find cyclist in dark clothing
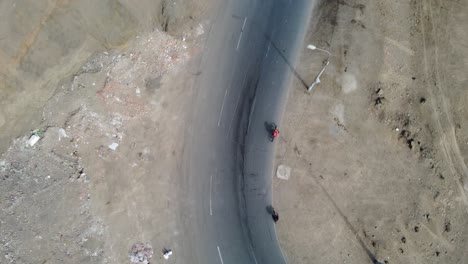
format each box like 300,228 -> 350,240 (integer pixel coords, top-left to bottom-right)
272,209 -> 279,223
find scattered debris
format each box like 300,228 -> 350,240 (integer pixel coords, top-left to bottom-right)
129,242 -> 154,264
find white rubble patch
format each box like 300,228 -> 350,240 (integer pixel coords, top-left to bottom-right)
129,242 -> 153,264
276,165 -> 291,180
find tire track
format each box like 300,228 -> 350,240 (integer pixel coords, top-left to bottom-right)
419,0 -> 468,210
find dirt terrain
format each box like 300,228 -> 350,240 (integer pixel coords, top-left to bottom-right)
2,0 -> 468,263
0,0 -> 214,263
274,0 -> 468,263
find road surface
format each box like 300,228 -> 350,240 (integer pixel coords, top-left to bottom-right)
178,0 -> 315,263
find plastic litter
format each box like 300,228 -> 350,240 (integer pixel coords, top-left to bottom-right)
26,135 -> 41,147
163,248 -> 173,260
108,142 -> 119,150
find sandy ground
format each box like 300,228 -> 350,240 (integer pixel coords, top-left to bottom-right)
0,0 -> 215,263
274,0 -> 468,263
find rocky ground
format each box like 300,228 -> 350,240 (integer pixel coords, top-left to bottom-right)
274,0 -> 468,263
0,0 -> 214,263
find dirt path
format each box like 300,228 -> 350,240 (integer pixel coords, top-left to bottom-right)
273,0 -> 468,263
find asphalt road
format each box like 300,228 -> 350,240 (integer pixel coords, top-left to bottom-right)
178,0 -> 315,263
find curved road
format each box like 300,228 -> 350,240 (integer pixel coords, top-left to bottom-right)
178,0 -> 315,263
